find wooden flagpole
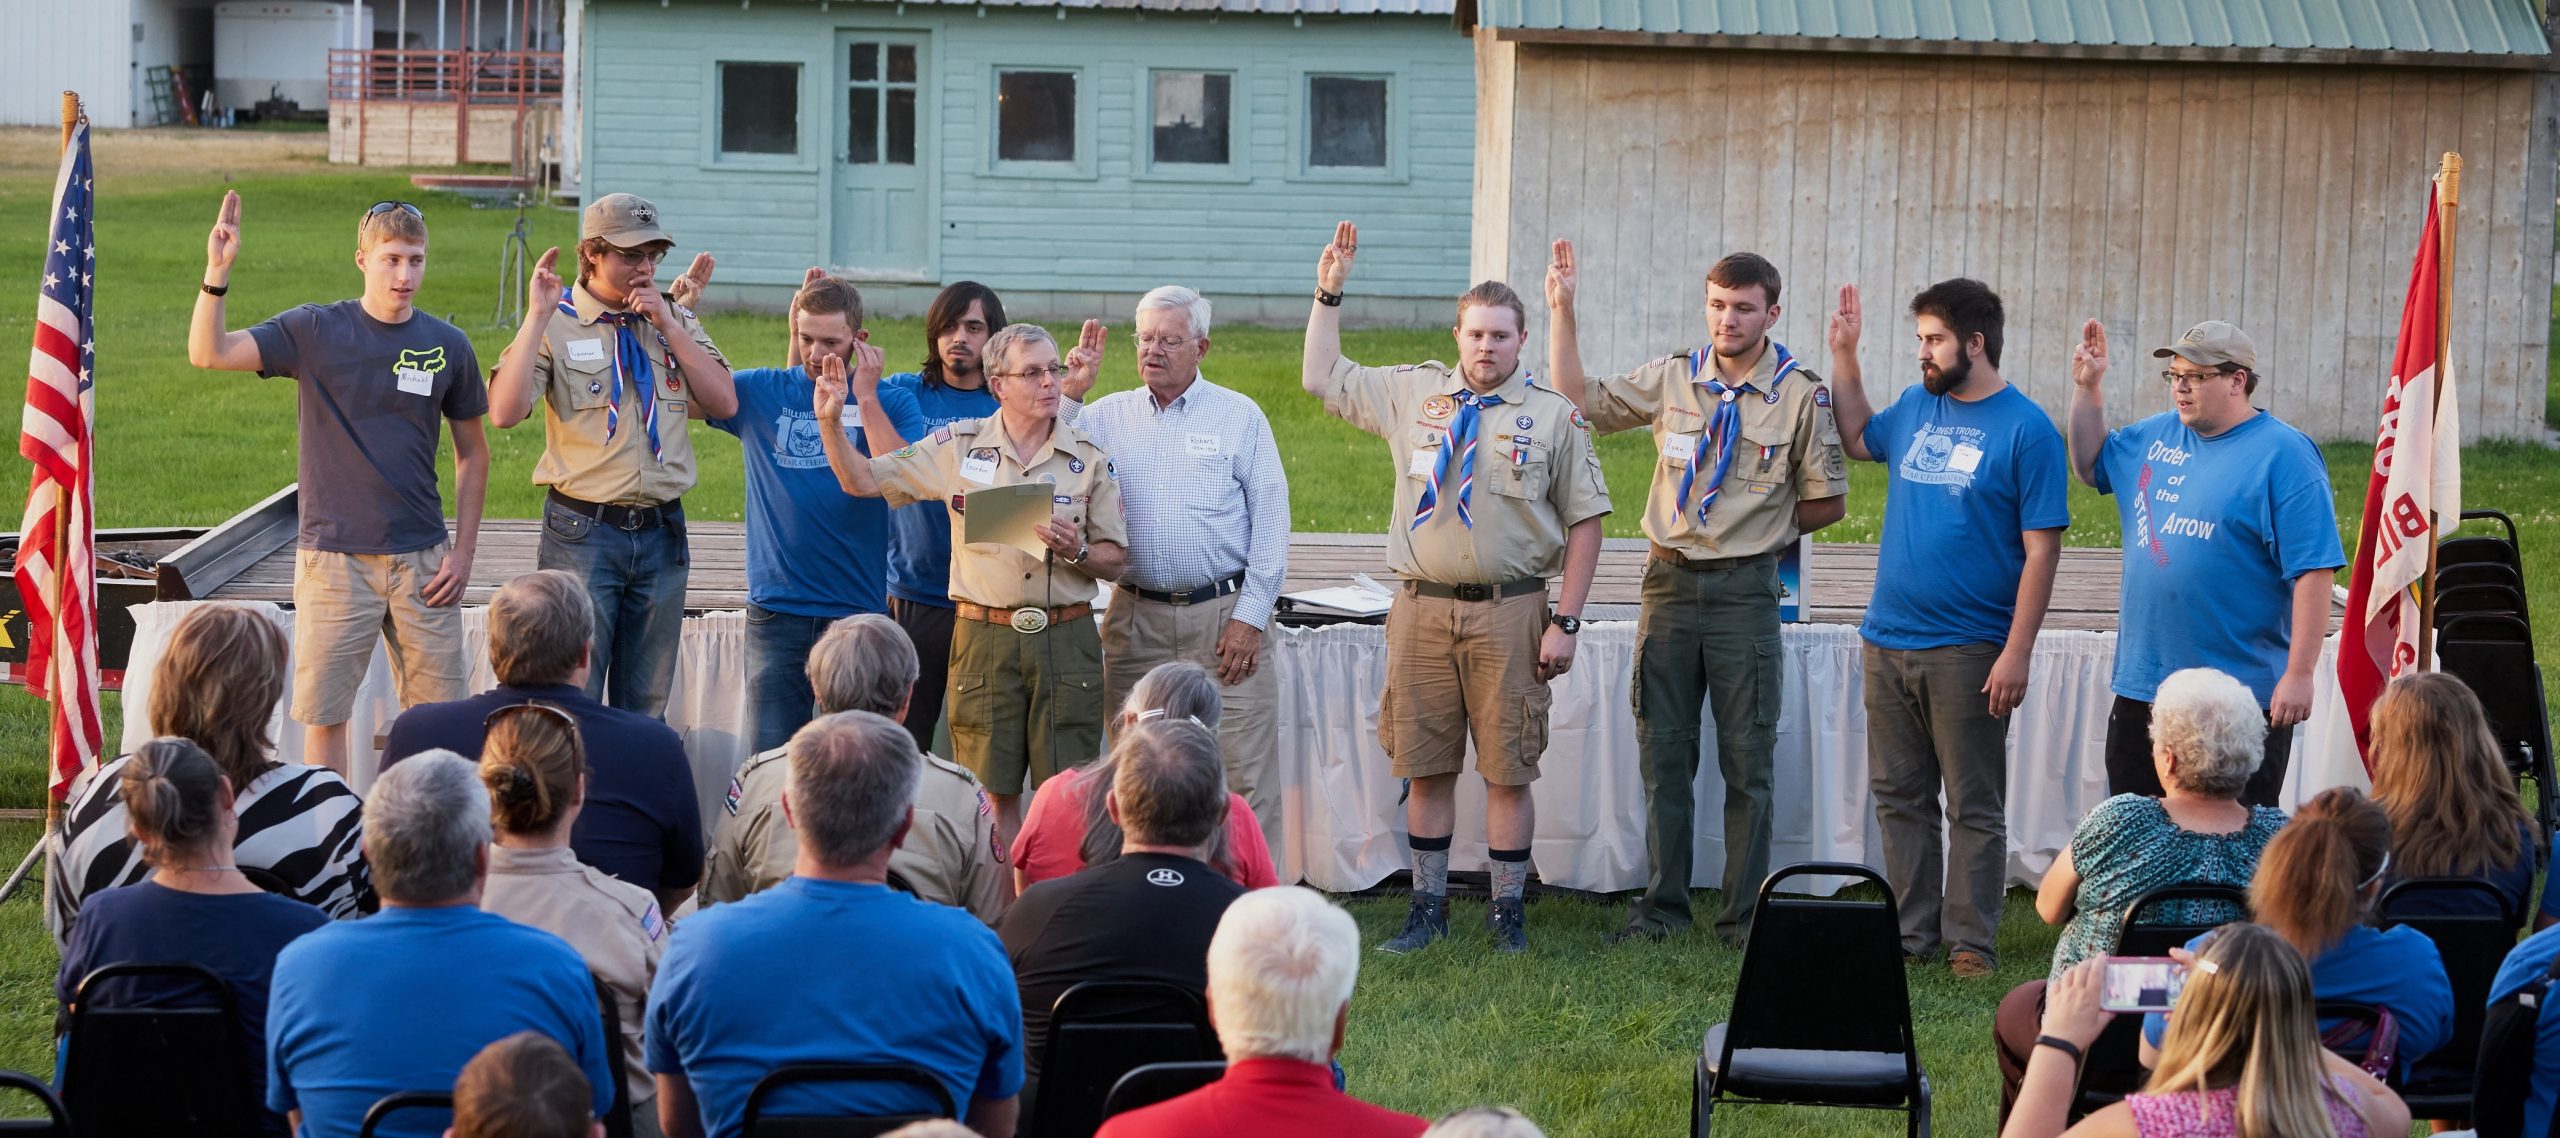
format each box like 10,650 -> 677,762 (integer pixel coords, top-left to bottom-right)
2415,151 -> 2460,672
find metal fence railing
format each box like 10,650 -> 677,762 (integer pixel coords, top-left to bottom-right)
326,49 -> 562,104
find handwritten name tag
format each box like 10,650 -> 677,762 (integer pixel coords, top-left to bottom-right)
566,339 -> 607,363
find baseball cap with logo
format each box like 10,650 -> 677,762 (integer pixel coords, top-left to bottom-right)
2150,320 -> 2257,371
582,192 -> 672,248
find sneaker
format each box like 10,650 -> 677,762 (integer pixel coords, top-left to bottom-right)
1378,893 -> 1449,954
1487,898 -> 1528,953
1950,950 -> 1996,978
1605,921 -> 1667,946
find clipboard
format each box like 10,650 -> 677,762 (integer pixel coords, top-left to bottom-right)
963,481 -> 1055,555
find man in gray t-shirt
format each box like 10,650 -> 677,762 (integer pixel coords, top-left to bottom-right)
187,192 -> 491,774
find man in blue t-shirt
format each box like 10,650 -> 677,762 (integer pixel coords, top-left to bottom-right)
1822,279 -> 2068,978
647,711 -> 1023,1138
2068,319 -> 2345,807
877,282 -> 1009,751
267,753 -> 615,1138
706,271 -> 927,752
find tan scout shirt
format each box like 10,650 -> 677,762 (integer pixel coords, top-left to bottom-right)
480,845 -> 663,1105
505,283 -> 727,505
867,414 -> 1128,608
701,746 -> 1008,925
1583,340 -> 1849,559
1324,358 -> 1611,585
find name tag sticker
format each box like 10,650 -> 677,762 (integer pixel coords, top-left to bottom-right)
1185,432 -> 1222,457
566,338 -> 607,363
395,368 -> 434,395
959,456 -> 998,485
1408,448 -> 1439,477
1660,431 -> 1697,466
1948,443 -> 1984,474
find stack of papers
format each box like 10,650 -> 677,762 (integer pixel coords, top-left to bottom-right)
1282,574 -> 1397,619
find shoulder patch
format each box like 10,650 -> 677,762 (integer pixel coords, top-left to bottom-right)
641,901 -> 666,942
723,776 -> 744,815
1813,385 -> 1832,408
980,789 -> 1009,865
930,426 -> 953,444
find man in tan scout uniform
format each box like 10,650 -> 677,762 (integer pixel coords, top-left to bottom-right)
1301,221 -> 1610,955
816,323 -> 1128,850
702,613 -> 1007,922
1547,244 -> 1849,947
491,192 -> 736,719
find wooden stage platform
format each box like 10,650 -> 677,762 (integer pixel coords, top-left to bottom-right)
196,519 -> 2187,632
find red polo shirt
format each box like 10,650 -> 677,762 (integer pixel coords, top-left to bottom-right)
1094,1057 -> 1428,1138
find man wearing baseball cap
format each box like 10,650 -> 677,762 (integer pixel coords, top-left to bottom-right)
490,193 -> 737,717
2064,318 -> 2343,805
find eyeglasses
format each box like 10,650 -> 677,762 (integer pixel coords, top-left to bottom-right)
483,701 -> 580,732
363,200 -> 424,223
994,364 -> 1071,382
2158,368 -> 2240,389
1134,335 -> 1196,351
603,245 -> 668,266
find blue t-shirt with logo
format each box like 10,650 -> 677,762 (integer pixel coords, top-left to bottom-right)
709,368 -> 926,618
2093,410 -> 2344,703
1860,383 -> 2070,650
880,371 -> 1000,607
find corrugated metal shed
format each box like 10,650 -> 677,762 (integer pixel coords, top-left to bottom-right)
882,0 -> 1454,13
1474,0 -> 2548,57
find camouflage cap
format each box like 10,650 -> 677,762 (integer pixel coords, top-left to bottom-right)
582,192 -> 671,248
2150,320 -> 2256,371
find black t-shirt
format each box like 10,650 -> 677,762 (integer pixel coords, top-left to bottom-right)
997,851 -> 1244,1072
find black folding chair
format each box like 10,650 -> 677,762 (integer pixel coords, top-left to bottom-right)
1029,980 -> 1220,1138
1693,863 -> 1930,1138
2434,584 -> 2529,628
2381,877 -> 2529,1122
2439,509 -> 2523,575
1099,1061 -> 1226,1121
2071,882 -> 2250,1119
0,1072 -> 70,1136
2314,1001 -> 2391,1073
2435,617 -> 2559,845
593,973 -> 633,1138
741,1063 -> 956,1138
2470,943 -> 2560,1138
2437,561 -> 2526,598
357,1091 -> 453,1138
62,962 -> 262,1138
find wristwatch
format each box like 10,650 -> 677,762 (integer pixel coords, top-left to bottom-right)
1069,543 -> 1091,566
200,281 -> 229,297
1315,286 -> 1343,307
1548,614 -> 1581,635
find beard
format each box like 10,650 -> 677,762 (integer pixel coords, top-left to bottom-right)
942,348 -> 979,379
1920,350 -> 1973,396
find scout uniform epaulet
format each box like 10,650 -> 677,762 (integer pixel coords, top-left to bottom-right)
583,864 -> 667,941
946,420 -> 981,439
924,752 -> 983,787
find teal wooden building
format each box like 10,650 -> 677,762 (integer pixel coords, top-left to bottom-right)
574,0 -> 1472,323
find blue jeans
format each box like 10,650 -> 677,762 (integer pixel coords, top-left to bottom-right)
746,603 -> 839,753
537,496 -> 688,718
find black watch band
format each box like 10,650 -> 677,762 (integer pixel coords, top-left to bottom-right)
200,281 -> 229,297
2034,1035 -> 2084,1064
1315,287 -> 1343,307
1548,614 -> 1581,635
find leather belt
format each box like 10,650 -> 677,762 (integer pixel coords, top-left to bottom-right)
1650,545 -> 1775,573
1123,572 -> 1247,607
1406,577 -> 1544,603
955,600 -> 1092,634
548,488 -> 678,532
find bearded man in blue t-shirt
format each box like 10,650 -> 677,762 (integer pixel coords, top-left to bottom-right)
2067,319 -> 2345,806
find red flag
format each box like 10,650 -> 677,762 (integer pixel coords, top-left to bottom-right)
2336,183 -> 2463,769
14,119 -> 101,800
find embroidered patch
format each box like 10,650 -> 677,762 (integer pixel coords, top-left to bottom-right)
931,426 -> 954,444
1764,389 -> 1781,404
889,443 -> 918,459
1053,494 -> 1075,505
1515,414 -> 1535,430
951,492 -> 966,514
1423,395 -> 1455,419
665,374 -> 682,392
723,776 -> 743,814
641,902 -> 665,941
1104,458 -> 1119,480
1813,385 -> 1832,408
981,791 -> 1009,864
1569,409 -> 1590,431
1039,473 -> 1058,485
1068,457 -> 1085,473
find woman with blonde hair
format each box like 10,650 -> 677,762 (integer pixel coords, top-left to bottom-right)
50,603 -> 371,944
2367,671 -> 2549,926
2004,922 -> 2410,1138
476,703 -> 664,1137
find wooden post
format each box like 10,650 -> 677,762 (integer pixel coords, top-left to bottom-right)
2415,151 -> 2460,672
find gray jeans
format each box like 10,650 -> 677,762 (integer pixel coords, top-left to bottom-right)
1863,641 -> 2010,963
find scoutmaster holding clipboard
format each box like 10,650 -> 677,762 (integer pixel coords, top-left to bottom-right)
962,482 -> 1056,556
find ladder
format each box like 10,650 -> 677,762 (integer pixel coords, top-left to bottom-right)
143,66 -> 176,126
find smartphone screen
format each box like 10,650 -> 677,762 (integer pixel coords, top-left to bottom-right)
2099,956 -> 2187,1013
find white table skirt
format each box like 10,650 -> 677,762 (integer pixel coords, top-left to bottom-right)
120,602 -> 2361,895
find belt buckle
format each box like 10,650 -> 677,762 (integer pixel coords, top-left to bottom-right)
1165,589 -> 1193,607
1009,606 -> 1050,633
1454,584 -> 1490,602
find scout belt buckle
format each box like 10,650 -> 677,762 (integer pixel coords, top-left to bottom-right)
1009,606 -> 1050,633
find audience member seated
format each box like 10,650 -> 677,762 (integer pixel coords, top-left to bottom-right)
1000,718 -> 1247,1075
2001,922 -> 2410,1138
266,752 -> 616,1138
450,1031 -> 602,1138
383,570 -> 703,910
646,711 -> 1022,1138
702,614 -> 1005,922
54,737 -> 329,1138
1421,1108 -> 1544,1138
1993,668 -> 2285,1110
477,704 -> 665,1132
2493,920 -> 2560,1138
2368,672 -> 2549,926
2139,788 -> 2451,1077
52,603 -> 370,943
1095,886 -> 1425,1138
1013,662 -> 1278,892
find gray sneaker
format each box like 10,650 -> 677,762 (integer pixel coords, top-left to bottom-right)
1487,897 -> 1527,953
1378,894 -> 1449,954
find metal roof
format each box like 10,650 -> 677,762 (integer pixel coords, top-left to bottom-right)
886,0 -> 1455,13
1474,0 -> 2550,57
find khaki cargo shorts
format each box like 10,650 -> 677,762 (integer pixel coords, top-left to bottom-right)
1378,587 -> 1552,786
289,544 -> 469,726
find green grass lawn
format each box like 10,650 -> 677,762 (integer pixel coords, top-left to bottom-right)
0,129 -> 2552,1135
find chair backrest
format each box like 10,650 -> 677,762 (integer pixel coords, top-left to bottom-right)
2434,584 -> 2529,623
742,1063 -> 957,1138
0,1071 -> 71,1136
2381,878 -> 2531,1094
2437,562 -> 2526,597
238,866 -> 293,897
1031,980 -> 1220,1138
2469,947 -> 2560,1138
2312,1000 -> 2392,1078
2433,631 -> 2548,775
592,972 -> 632,1138
2438,534 -> 2522,574
1722,863 -> 1920,1086
2457,509 -> 2522,549
357,1092 -> 453,1138
63,961 -> 260,1138
1100,1061 -> 1227,1122
2117,883 -> 2251,955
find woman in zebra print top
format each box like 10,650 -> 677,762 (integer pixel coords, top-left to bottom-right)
47,604 -> 373,946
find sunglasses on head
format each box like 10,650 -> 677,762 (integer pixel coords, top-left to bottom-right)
483,701 -> 578,732
362,200 -> 425,223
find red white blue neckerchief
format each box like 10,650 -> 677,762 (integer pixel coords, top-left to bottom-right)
561,297 -> 666,464
1676,341 -> 1797,522
1412,374 -> 1528,530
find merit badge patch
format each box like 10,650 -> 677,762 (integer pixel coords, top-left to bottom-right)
889,443 -> 918,459
1569,409 -> 1591,431
723,776 -> 743,815
1515,414 -> 1535,430
1813,385 -> 1832,408
1423,395 -> 1455,419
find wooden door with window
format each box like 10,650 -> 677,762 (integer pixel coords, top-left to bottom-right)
833,34 -> 930,277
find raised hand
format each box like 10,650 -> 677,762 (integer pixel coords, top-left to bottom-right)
525,246 -> 564,317
207,190 -> 242,273
801,265 -> 828,291
1827,284 -> 1862,356
1317,221 -> 1358,294
2070,318 -> 2110,390
1064,319 -> 1106,397
849,339 -> 885,404
811,352 -> 849,422
666,252 -> 716,310
1543,238 -> 1576,311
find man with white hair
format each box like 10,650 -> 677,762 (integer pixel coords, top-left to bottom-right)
647,712 -> 1023,1138
1058,287 -> 1290,847
1095,887 -> 1425,1138
265,752 -> 615,1138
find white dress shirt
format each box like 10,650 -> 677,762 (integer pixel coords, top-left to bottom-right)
1074,375 -> 1290,629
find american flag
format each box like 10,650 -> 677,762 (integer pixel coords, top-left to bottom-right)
15,117 -> 101,800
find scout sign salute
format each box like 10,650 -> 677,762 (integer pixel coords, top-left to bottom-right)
1546,240 -> 1850,948
1303,221 -> 1610,955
